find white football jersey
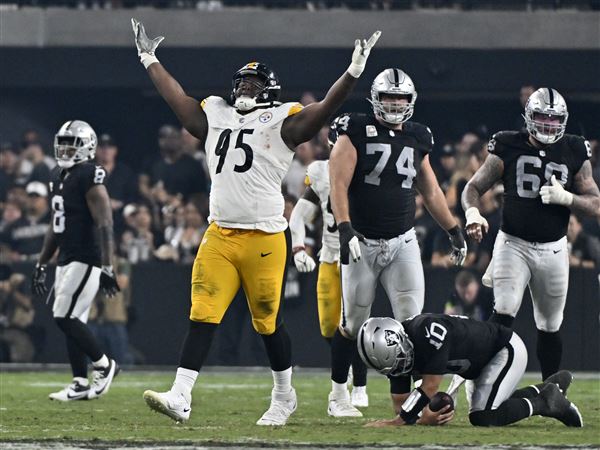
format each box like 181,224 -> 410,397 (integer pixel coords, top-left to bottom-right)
305,160 -> 339,263
202,96 -> 302,233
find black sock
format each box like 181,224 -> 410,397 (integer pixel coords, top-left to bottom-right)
66,336 -> 88,379
351,349 -> 367,387
537,330 -> 562,381
469,398 -> 531,426
489,312 -> 515,328
324,336 -> 332,346
261,323 -> 292,371
179,321 -> 217,371
511,384 -> 543,400
55,318 -> 103,362
331,329 -> 355,385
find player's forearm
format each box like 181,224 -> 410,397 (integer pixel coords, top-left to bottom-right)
461,181 -> 483,211
147,65 -> 189,123
330,184 -> 351,224
570,194 -> 600,217
97,225 -> 115,267
289,199 -> 318,248
38,227 -> 58,265
423,187 -> 458,231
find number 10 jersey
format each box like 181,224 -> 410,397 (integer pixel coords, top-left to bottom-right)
201,96 -> 303,233
489,130 -> 590,243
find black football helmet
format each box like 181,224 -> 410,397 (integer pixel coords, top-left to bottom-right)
230,62 -> 281,111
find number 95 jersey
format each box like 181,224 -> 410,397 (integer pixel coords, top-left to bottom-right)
489,131 -> 590,242
201,96 -> 303,233
340,113 -> 434,239
49,162 -> 106,267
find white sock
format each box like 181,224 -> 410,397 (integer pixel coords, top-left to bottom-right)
352,385 -> 366,394
92,354 -> 109,369
172,367 -> 198,401
73,377 -> 89,387
331,380 -> 348,397
272,367 -> 292,394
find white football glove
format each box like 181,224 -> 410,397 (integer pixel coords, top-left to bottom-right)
348,236 -> 363,263
539,175 -> 573,206
131,18 -> 164,69
293,250 -> 316,273
347,30 -> 382,78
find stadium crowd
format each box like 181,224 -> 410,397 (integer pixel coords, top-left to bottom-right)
6,1 -> 599,11
1,92 -> 599,364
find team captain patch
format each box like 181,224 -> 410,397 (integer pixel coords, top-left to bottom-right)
366,125 -> 378,137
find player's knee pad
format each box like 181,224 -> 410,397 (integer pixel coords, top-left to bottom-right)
319,320 -> 338,339
534,315 -> 563,333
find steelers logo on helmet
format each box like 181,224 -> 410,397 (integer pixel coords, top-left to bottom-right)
230,62 -> 281,112
368,68 -> 417,125
523,87 -> 568,145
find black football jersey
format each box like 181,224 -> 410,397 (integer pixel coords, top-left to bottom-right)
49,162 -> 107,267
489,131 -> 591,243
402,314 -> 512,380
339,113 -> 434,239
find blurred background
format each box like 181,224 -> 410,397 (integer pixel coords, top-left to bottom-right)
0,1 -> 598,371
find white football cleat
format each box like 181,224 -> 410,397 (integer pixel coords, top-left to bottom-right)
328,391 -> 363,417
88,359 -> 119,399
143,389 -> 191,423
49,379 -> 90,402
351,386 -> 369,408
256,388 -> 297,426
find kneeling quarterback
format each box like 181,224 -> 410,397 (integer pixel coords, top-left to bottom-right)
360,315 -> 582,428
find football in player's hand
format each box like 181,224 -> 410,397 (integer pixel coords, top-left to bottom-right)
429,392 -> 454,412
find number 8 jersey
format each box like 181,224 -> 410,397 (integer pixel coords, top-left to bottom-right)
49,162 -> 106,267
201,96 -> 303,233
340,113 -> 434,239
489,130 -> 590,242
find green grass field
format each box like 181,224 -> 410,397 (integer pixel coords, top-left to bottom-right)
0,370 -> 598,448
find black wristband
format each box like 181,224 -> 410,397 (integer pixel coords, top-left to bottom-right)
447,225 -> 461,238
337,221 -> 352,233
399,387 -> 430,425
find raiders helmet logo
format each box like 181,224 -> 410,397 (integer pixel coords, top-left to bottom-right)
385,330 -> 400,347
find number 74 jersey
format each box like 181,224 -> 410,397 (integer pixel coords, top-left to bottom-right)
488,130 -> 590,243
201,96 -> 303,233
340,113 -> 434,239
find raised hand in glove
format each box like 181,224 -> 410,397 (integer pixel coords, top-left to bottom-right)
347,30 -> 382,78
100,265 -> 121,298
447,226 -> 467,266
131,18 -> 164,69
338,221 -> 365,265
31,263 -> 48,297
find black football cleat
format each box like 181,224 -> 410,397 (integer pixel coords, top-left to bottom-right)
538,383 -> 583,427
544,370 -> 573,396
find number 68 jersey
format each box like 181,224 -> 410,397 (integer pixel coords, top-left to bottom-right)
201,96 -> 303,233
489,130 -> 590,243
49,162 -> 105,267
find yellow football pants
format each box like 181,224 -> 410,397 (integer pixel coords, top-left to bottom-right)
190,223 -> 290,335
316,262 -> 342,338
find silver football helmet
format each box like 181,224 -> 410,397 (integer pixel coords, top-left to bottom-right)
54,120 -> 97,169
368,68 -> 417,125
357,317 -> 414,376
523,88 -> 568,145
